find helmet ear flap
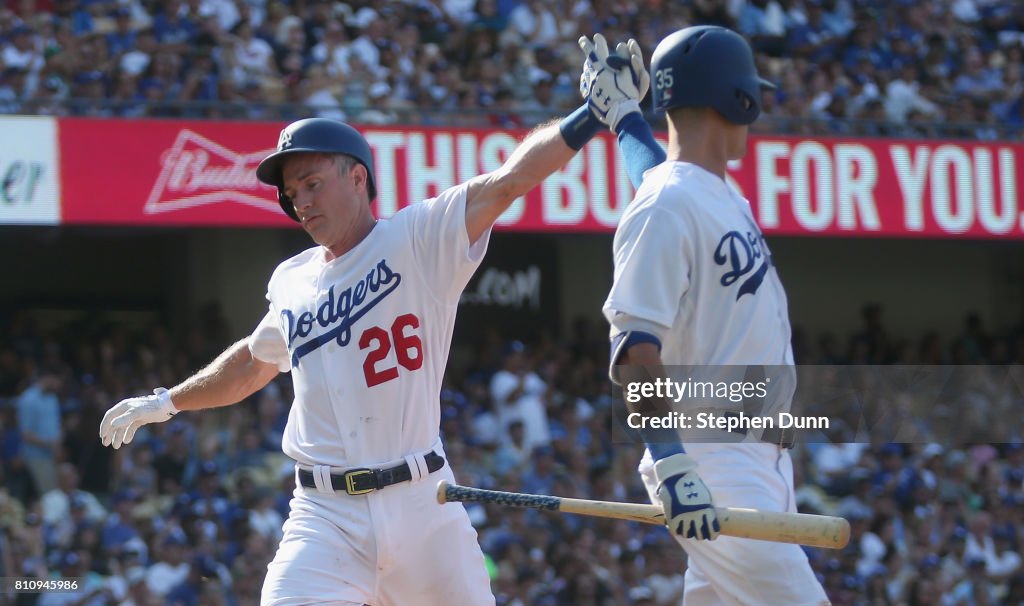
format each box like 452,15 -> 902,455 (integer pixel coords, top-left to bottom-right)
737,90 -> 753,112
278,190 -> 299,222
732,88 -> 760,124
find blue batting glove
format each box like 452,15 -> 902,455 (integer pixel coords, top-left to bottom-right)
653,453 -> 721,540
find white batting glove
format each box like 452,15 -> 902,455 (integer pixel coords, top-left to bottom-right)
616,38 -> 650,102
578,34 -> 650,131
99,388 -> 179,449
653,453 -> 721,540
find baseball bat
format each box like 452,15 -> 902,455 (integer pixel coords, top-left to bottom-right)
437,480 -> 849,549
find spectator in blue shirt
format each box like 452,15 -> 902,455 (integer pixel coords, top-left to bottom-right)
70,3 -> 96,36
1,402 -> 38,503
102,489 -> 141,555
842,25 -> 887,70
788,1 -> 841,64
519,445 -> 558,496
1,402 -> 23,464
954,48 -> 1003,101
16,369 -> 63,494
105,7 -> 137,57
152,0 -> 197,54
166,555 -> 228,606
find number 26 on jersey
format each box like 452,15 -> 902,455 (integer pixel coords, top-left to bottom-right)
359,313 -> 424,387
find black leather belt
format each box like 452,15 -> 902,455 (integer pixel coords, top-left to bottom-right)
297,452 -> 445,495
718,411 -> 795,449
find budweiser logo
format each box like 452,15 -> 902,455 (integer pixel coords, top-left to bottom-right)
144,129 -> 281,214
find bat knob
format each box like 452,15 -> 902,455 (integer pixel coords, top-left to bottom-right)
436,480 -> 450,504
836,519 -> 851,549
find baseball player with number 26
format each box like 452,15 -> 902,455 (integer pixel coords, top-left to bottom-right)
583,27 -> 832,605
96,39 -> 649,606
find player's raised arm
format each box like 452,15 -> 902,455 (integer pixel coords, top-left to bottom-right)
462,122 -> 578,243
463,34 -> 650,243
580,35 -> 666,189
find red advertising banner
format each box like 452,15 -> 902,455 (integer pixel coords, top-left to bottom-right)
739,135 -> 1022,239
60,119 -> 293,227
58,118 -> 1023,238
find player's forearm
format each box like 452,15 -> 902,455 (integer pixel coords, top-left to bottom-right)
619,342 -> 686,458
168,339 -> 278,411
615,113 -> 666,189
500,121 -> 579,197
464,121 -> 576,238
619,342 -> 675,418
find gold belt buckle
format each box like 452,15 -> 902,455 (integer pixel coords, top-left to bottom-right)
343,469 -> 375,495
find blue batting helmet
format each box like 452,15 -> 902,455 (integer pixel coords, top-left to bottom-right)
256,118 -> 377,221
650,26 -> 776,125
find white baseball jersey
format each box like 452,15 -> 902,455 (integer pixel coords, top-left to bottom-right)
249,181 -> 487,467
251,182 -> 495,606
605,161 -> 830,606
603,161 -> 793,367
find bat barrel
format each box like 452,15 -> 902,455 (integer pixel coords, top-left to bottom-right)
718,508 -> 850,549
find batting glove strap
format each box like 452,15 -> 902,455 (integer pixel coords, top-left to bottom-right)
652,452 -> 697,481
604,99 -> 641,134
153,387 -> 180,417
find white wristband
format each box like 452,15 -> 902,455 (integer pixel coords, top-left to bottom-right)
153,387 -> 179,416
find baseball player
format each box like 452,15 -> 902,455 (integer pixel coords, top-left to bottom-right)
97,46 -> 648,606
586,27 -> 832,605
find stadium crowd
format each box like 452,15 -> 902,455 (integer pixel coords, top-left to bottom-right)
0,0 -> 1021,138
1,2 -> 1023,605
0,303 -> 1023,605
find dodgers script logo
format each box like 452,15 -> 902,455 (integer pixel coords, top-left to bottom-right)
713,230 -> 773,299
281,259 -> 401,366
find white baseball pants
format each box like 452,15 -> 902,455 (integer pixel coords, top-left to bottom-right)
640,441 -> 831,606
261,451 -> 493,605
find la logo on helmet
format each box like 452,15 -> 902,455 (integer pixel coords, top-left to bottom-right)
277,130 -> 293,151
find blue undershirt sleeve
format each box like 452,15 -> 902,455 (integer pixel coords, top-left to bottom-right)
615,112 -> 666,189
